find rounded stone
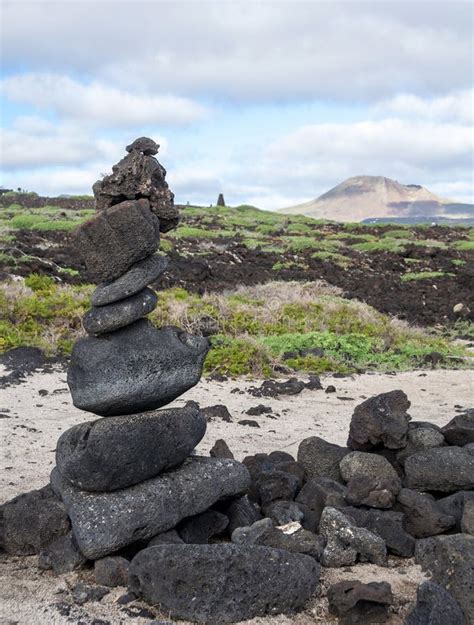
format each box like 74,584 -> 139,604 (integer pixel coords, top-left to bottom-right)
83,287 -> 158,335
56,402 -> 206,491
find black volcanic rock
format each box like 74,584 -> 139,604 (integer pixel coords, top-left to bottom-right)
73,199 -> 160,283
396,488 -> 455,538
404,446 -> 474,492
51,457 -> 250,559
38,531 -> 87,574
405,580 -> 467,625
56,402 -> 206,491
347,390 -> 411,450
67,320 -> 209,416
327,580 -> 393,624
129,543 -> 320,623
83,287 -> 157,335
297,436 -> 349,482
441,410 -> 474,446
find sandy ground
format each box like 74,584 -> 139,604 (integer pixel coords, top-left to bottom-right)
1,366 -> 473,624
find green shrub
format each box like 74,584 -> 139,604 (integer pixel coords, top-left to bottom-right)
401,271 -> 454,282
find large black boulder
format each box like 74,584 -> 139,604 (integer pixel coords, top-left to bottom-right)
51,457 -> 250,559
405,446 -> 474,492
56,402 -> 206,491
129,543 -> 320,623
67,319 -> 209,416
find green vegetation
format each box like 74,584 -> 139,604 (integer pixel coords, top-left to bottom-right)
453,240 -> 474,251
401,271 -> 455,282
0,277 -> 469,376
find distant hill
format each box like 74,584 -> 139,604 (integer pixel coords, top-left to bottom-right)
280,176 -> 474,222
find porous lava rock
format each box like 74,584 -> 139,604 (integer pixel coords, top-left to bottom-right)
94,556 -> 130,587
405,580 -> 467,625
441,410 -> 474,446
295,477 -> 347,532
129,543 -> 320,623
178,510 -> 229,544
404,446 -> 474,492
396,488 -> 455,538
327,580 -> 393,625
297,436 -> 349,482
83,287 -> 157,335
437,490 -> 474,531
264,500 -> 306,526
396,423 -> 445,465
347,390 -> 411,450
340,451 -> 401,508
224,495 -> 262,534
51,457 -> 250,559
38,531 -> 87,574
73,199 -> 160,283
56,402 -> 206,491
91,254 -> 168,306
67,320 -> 209,416
209,438 -> 234,459
461,499 -> 474,534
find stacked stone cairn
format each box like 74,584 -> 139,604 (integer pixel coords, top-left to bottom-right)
0,138 -> 321,624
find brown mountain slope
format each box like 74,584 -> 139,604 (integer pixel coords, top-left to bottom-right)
279,175 -> 465,221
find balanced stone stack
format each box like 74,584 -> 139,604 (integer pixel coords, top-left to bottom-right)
0,139 -> 320,624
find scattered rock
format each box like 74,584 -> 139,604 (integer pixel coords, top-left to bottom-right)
461,499 -> 474,534
179,510 -> 229,544
305,375 -> 323,390
210,439 -> 234,459
404,446 -> 474,492
0,485 -> 70,555
71,582 -> 109,605
38,531 -> 87,574
269,450 -> 295,463
201,404 -> 232,422
415,534 -> 474,622
51,456 -> 250,559
405,580 -> 467,625
238,419 -> 260,427
73,199 -> 160,283
231,518 -> 274,544
248,377 -> 306,398
441,410 -> 474,446
83,288 -> 157,335
94,557 -> 130,587
56,402 -> 206,491
396,488 -> 455,538
91,255 -> 168,307
224,495 -> 262,534
67,320 -> 209,416
246,404 -> 273,416
347,390 -> 411,450
297,436 -> 349,482
129,543 -> 320,623
327,580 -> 393,624
326,385 -> 336,393
319,507 -> 387,567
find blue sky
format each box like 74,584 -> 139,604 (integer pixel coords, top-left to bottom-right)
1,1 -> 473,209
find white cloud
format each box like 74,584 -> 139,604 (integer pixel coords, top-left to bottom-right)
1,74 -> 208,126
374,90 -> 474,125
2,2 -> 471,101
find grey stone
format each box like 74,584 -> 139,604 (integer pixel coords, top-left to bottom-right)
51,456 -> 250,559
441,410 -> 474,446
126,137 -> 160,155
437,491 -> 474,531
73,199 -> 160,283
327,580 -> 392,624
342,507 -> 415,557
67,320 -> 209,417
148,529 -> 183,546
340,451 -> 401,508
71,582 -> 109,605
83,288 -> 157,335
297,436 -> 349,482
225,495 -> 262,534
56,402 -> 206,491
0,486 -> 70,555
347,390 -> 411,450
396,488 -> 455,538
404,446 -> 474,492
231,518 -> 274,544
255,469 -> 300,506
38,531 -> 86,574
415,534 -> 474,623
94,557 -> 130,587
405,581 -> 467,625
264,500 -> 305,525
209,439 -> 234,459
296,477 -> 347,532
178,510 -> 228,544
396,426 -> 445,465
268,450 -> 296,463
93,145 -> 179,232
461,499 -> 474,534
319,507 -> 387,567
91,254 -> 168,307
129,544 -> 320,623
201,404 -> 233,422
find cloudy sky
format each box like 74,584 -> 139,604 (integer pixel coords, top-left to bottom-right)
1,0 -> 473,208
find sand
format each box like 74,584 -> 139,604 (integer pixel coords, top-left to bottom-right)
1,366 -> 472,624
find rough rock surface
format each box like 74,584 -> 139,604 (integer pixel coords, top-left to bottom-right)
94,557 -> 130,587
51,456 -> 250,559
235,520 -> 324,560
83,287 -> 157,335
254,469 -> 300,505
340,451 -> 401,508
224,495 -> 262,534
148,529 -> 184,547
73,199 -> 160,283
67,320 -> 209,416
319,507 -> 386,567
129,543 -> 320,623
347,390 -> 411,450
437,490 -> 474,531
396,424 -> 445,465
178,510 -> 229,544
415,534 -> 474,623
91,254 -> 168,306
297,436 -> 349,482
404,446 -> 474,492
396,488 -> 455,538
295,477 -> 347,532
327,580 -> 393,624
0,486 -> 70,555
405,580 -> 467,625
441,410 -> 474,446
93,141 -> 179,232
264,500 -> 306,526
209,438 -> 234,459
56,402 -> 206,491
461,499 -> 474,534
38,531 -> 87,574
